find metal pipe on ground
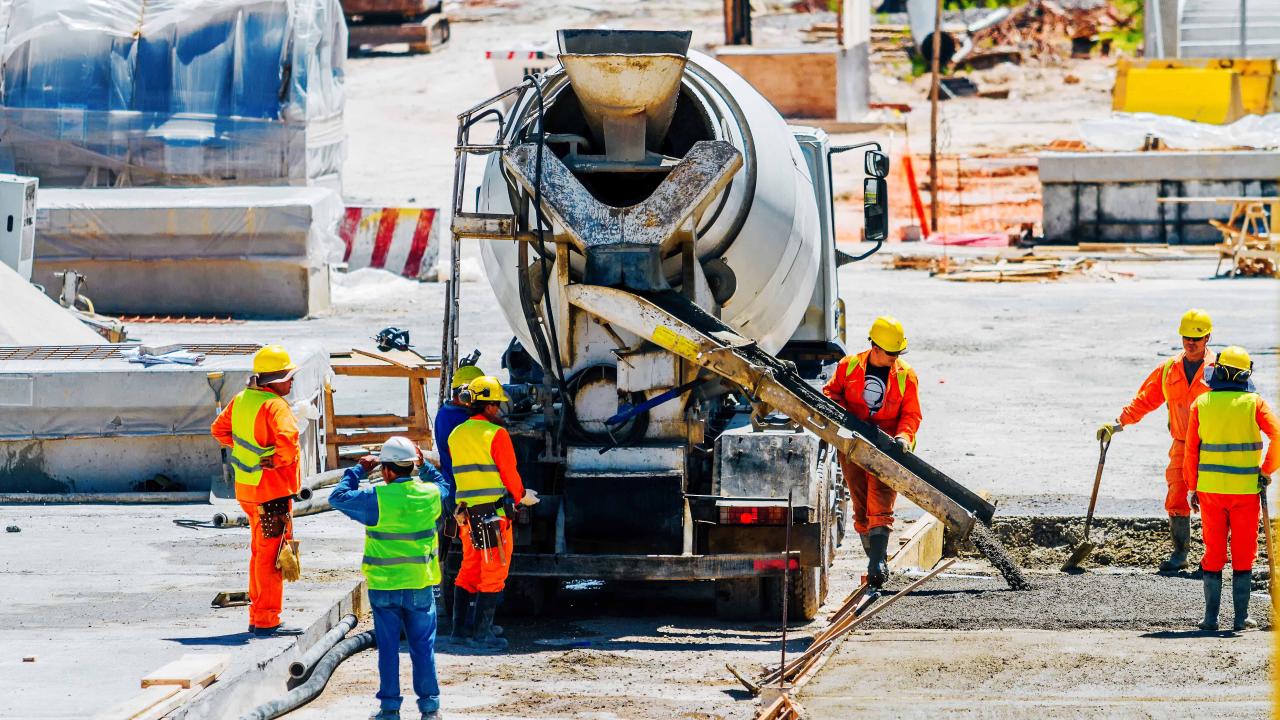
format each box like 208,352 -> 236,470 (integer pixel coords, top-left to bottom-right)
288,613 -> 357,681
212,488 -> 336,528
238,630 -> 376,720
0,492 -> 208,504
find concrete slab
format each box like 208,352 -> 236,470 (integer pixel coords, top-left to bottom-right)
0,503 -> 366,720
1038,150 -> 1280,183
799,628 -> 1270,718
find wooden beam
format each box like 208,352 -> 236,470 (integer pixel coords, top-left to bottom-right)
134,687 -> 202,720
888,512 -> 944,572
332,413 -> 411,429
140,653 -> 230,689
97,685 -> 181,720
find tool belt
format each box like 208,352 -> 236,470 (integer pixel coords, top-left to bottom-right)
459,499 -> 505,551
258,496 -> 291,539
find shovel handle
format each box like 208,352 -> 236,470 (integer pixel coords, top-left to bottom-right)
1082,437 -> 1109,537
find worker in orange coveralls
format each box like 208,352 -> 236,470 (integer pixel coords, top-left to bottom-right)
1184,346 -> 1280,632
1098,309 -> 1215,573
446,375 -> 538,652
211,345 -> 303,637
823,316 -> 922,589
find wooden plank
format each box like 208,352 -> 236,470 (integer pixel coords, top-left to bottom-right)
140,653 -> 230,689
96,685 -> 181,720
351,347 -> 414,370
888,513 -> 944,572
715,50 -> 838,118
332,413 -> 410,429
323,382 -> 339,469
330,364 -> 436,379
134,687 -> 201,720
331,429 -> 432,446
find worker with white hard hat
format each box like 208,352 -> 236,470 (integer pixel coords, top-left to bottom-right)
330,435 -> 449,720
822,316 -> 922,590
1184,346 -> 1279,632
210,344 -> 304,637
1098,309 -> 1215,573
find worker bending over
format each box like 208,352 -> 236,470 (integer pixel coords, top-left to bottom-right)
1098,309 -> 1215,573
1185,347 -> 1279,632
331,436 -> 447,720
823,317 -> 922,588
433,362 -> 484,637
446,376 -> 538,651
210,345 -> 303,636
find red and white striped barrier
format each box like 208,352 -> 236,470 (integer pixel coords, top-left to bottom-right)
339,207 -> 440,280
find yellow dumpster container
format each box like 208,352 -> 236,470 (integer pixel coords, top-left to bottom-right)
1113,58 -> 1276,124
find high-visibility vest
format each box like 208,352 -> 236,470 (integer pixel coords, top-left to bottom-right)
362,479 -> 441,591
229,389 -> 278,487
846,353 -> 912,397
1195,390 -> 1264,495
448,418 -> 508,507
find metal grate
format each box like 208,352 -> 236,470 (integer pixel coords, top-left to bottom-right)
0,344 -> 264,361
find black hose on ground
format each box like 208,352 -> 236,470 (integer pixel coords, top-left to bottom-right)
287,613 -> 357,682
238,630 -> 376,720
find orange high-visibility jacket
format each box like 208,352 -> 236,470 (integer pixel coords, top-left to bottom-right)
1184,394 -> 1280,493
1119,351 -> 1214,441
822,350 -> 922,444
211,390 -> 301,503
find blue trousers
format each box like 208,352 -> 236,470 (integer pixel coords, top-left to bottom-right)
369,588 -> 440,714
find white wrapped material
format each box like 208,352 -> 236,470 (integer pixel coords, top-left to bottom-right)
1079,112 -> 1280,152
0,0 -> 346,188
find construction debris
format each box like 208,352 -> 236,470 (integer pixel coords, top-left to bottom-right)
970,0 -> 1133,63
888,253 -> 1135,282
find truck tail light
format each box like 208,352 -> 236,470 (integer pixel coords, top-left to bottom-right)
719,506 -> 789,525
753,557 -> 801,572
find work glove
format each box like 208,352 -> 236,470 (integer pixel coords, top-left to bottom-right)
260,455 -> 277,469
520,488 -> 541,507
893,436 -> 911,454
357,454 -> 379,474
1261,472 -> 1272,488
1096,422 -> 1123,442
290,400 -> 320,422
1189,491 -> 1200,513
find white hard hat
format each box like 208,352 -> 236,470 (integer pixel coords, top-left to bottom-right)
378,436 -> 418,465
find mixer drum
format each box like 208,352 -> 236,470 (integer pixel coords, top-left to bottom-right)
477,48 -> 821,357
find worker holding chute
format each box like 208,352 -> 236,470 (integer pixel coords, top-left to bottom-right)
1184,346 -> 1280,632
1098,309 -> 1215,573
823,316 -> 922,589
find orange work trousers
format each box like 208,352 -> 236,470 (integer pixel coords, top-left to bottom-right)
1165,440 -> 1191,517
840,459 -> 896,535
1198,491 -> 1260,573
455,516 -> 513,594
239,499 -> 291,629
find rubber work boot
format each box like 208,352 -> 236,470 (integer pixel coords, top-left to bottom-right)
445,586 -> 475,644
467,591 -> 508,652
867,526 -> 891,589
368,711 -> 399,720
1232,570 -> 1257,631
1158,516 -> 1191,573
1198,570 -> 1221,631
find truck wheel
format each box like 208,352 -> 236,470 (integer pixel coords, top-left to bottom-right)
763,566 -> 822,621
503,577 -> 554,616
714,578 -> 764,620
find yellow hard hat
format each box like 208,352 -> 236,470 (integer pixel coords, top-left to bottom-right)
253,345 -> 297,375
1217,345 -> 1252,372
1179,309 -> 1212,338
466,376 -> 510,403
451,364 -> 486,389
868,316 -> 907,353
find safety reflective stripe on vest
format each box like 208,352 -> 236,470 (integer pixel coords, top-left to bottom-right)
362,480 -> 441,591
846,355 -> 909,396
448,419 -> 508,506
1196,390 -> 1264,494
229,389 -> 278,487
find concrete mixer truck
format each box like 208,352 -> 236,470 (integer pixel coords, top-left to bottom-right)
442,29 -> 1003,619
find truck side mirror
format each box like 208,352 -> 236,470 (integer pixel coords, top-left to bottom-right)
865,150 -> 889,178
864,177 -> 888,243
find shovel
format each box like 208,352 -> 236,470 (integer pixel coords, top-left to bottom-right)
1261,482 -> 1275,601
1062,435 -> 1110,572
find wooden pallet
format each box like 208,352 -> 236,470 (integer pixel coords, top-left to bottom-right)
348,13 -> 450,54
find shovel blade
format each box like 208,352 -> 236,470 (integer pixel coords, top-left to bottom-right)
1060,541 -> 1096,572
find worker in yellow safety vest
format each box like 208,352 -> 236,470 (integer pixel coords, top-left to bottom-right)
446,376 -> 538,652
211,344 -> 303,636
1184,346 -> 1280,632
